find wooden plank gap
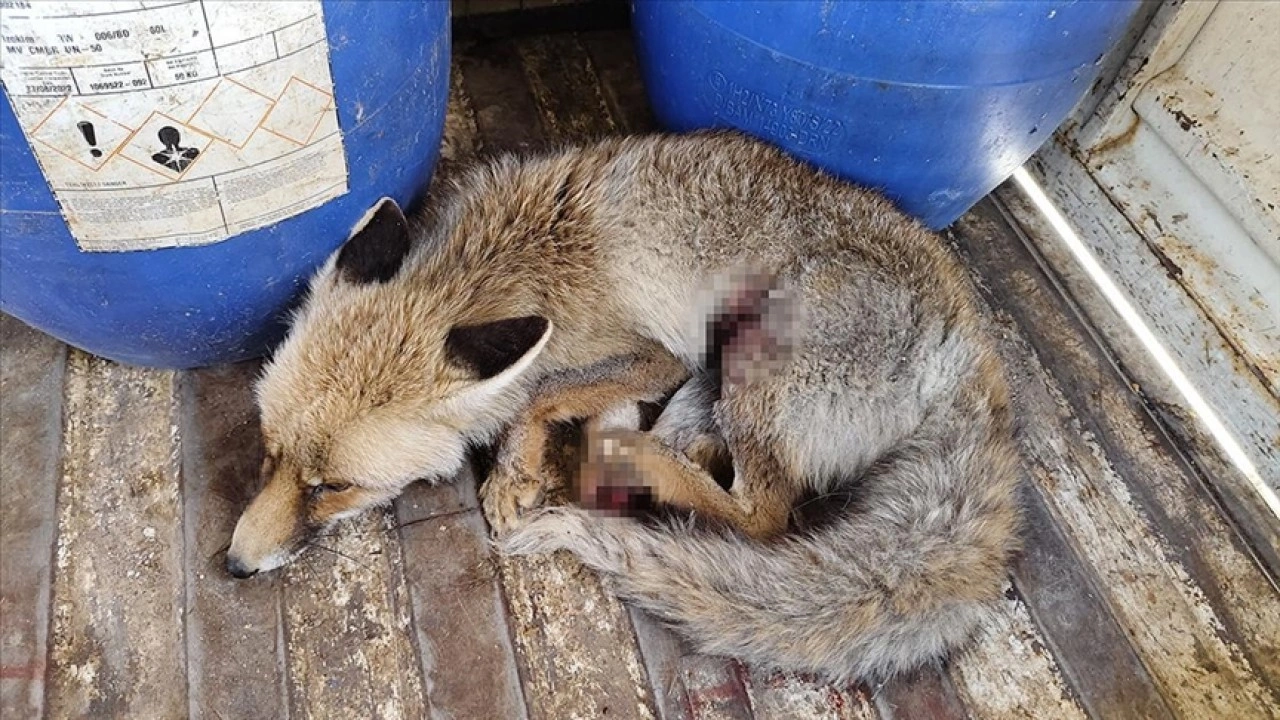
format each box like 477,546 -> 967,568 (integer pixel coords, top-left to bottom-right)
456,33 -> 550,154
513,33 -> 619,141
179,361 -> 290,720
625,608 -> 695,720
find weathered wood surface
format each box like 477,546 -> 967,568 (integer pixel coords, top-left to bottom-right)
180,362 -> 288,720
185,362 -> 433,720
579,31 -> 655,135
46,352 -> 186,719
948,588 -> 1087,720
0,315 -> 66,720
873,668 -> 969,720
1006,487 -> 1173,720
1006,144 -> 1280,575
515,34 -> 619,141
625,609 -> 696,720
280,508 -> 427,720
4,20 -> 1280,720
743,670 -> 875,720
951,201 -> 1280,717
396,474 -> 529,720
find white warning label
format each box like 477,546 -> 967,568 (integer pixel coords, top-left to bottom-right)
0,0 -> 349,251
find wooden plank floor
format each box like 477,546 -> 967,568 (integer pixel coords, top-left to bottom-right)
3,19 -> 1278,720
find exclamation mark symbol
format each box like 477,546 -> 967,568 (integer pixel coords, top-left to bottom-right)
77,121 -> 103,158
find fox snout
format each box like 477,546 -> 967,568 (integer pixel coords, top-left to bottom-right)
225,465 -> 307,579
225,451 -> 392,578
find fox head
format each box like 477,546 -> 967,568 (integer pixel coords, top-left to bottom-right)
225,197 -> 553,578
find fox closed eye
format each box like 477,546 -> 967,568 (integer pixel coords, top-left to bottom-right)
309,482 -> 352,498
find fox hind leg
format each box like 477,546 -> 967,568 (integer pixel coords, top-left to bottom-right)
577,423 -> 793,540
648,373 -> 733,488
481,350 -> 687,534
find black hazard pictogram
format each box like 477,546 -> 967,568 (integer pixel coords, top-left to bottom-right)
77,121 -> 103,158
151,125 -> 199,173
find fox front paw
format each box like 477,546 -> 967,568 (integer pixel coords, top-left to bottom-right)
480,462 -> 548,536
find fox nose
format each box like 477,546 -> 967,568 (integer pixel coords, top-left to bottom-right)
225,555 -> 259,579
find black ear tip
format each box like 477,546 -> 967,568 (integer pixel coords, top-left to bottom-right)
335,197 -> 411,285
367,196 -> 405,225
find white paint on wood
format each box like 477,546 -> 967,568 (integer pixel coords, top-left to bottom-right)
1085,117 -> 1280,395
977,189 -> 1280,681
281,508 -> 429,720
439,58 -> 481,168
1056,0 -> 1279,398
1130,1 -> 1279,262
498,552 -> 659,720
742,669 -> 876,720
1068,0 -> 1218,151
1009,165 -> 1278,514
949,589 -> 1087,720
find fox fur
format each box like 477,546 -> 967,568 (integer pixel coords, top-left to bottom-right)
226,130 -> 1022,683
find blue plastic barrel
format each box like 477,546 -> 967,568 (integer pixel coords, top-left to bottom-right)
631,0 -> 1140,228
1,0 -> 450,368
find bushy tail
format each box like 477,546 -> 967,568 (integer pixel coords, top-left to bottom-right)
506,418 -> 1020,682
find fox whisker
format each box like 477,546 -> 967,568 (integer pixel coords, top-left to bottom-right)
305,542 -> 372,571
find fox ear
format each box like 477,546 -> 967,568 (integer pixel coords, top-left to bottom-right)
443,316 -> 553,411
335,197 -> 411,284
445,316 -> 552,381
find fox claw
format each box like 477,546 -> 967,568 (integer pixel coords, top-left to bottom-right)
480,462 -> 547,535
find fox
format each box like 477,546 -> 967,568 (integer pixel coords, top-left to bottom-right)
225,130 -> 1022,683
